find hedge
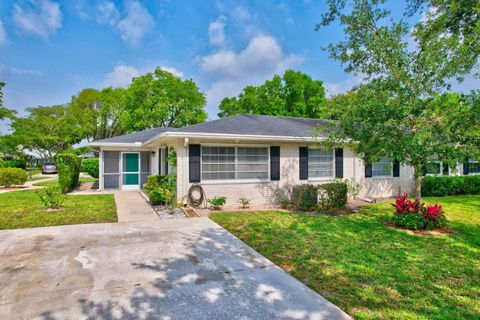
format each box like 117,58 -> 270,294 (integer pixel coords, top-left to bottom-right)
318,181 -> 348,211
2,159 -> 27,169
57,154 -> 82,193
0,168 -> 28,187
422,175 -> 480,196
81,158 -> 99,178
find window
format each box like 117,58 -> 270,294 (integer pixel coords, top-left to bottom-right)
468,160 -> 480,175
201,146 -> 269,180
237,147 -> 269,179
308,149 -> 334,178
425,161 -> 441,175
372,156 -> 392,177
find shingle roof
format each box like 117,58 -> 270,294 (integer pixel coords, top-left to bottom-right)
176,114 -> 332,137
92,127 -> 171,144
91,114 -> 333,145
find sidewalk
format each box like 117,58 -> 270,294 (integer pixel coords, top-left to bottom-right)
114,191 -> 159,222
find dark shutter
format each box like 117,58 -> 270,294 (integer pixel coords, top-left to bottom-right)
164,147 -> 168,175
270,146 -> 280,181
299,147 -> 308,180
393,161 -> 400,177
189,145 -> 200,182
442,164 -> 449,176
158,148 -> 162,174
463,162 -> 469,175
365,163 -> 373,178
335,148 -> 344,178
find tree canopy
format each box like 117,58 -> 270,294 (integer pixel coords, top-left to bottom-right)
218,70 -> 327,118
0,82 -> 16,121
10,105 -> 83,160
123,68 -> 207,131
68,87 -> 127,142
316,0 -> 480,199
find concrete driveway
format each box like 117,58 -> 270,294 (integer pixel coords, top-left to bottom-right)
0,218 -> 350,320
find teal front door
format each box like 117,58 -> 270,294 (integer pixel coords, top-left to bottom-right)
122,153 -> 139,188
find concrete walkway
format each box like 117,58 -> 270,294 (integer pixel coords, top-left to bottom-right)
0,218 -> 351,319
114,191 -> 159,222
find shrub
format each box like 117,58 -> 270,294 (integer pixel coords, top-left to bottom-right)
422,175 -> 480,196
317,181 -> 348,211
274,186 -> 291,209
57,154 -> 82,193
291,184 -> 318,211
3,159 -> 27,169
144,175 -> 176,205
208,196 -> 227,210
238,197 -> 251,209
37,187 -> 65,209
0,168 -> 28,187
81,158 -> 99,178
391,193 -> 447,230
345,177 -> 362,199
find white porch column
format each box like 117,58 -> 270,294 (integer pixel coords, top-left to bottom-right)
99,149 -> 104,190
174,145 -> 189,202
152,148 -> 160,175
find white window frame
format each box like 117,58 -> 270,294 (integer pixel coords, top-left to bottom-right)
425,160 -> 442,176
372,156 -> 393,178
307,148 -> 335,181
468,160 -> 480,175
200,144 -> 270,184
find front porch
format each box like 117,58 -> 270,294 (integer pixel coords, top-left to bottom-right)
98,147 -> 172,191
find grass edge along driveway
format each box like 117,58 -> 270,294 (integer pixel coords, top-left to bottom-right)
211,196 -> 480,320
0,189 -> 117,230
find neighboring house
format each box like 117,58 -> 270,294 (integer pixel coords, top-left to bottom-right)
89,114 -> 476,205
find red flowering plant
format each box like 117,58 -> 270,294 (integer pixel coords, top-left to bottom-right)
391,193 -> 447,230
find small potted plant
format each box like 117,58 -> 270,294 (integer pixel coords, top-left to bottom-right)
238,197 -> 251,209
208,196 -> 227,210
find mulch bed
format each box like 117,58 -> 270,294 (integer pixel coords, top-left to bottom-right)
385,221 -> 456,236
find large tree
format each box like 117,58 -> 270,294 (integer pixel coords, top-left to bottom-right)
10,105 -> 82,160
316,0 -> 480,199
68,87 -> 127,142
123,68 -> 207,131
218,70 -> 327,118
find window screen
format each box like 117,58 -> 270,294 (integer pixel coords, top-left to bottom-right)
372,157 -> 392,177
308,149 -> 333,178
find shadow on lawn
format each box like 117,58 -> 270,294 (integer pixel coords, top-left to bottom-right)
37,225 -> 347,320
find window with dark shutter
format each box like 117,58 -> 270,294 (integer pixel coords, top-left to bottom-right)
463,162 -> 469,175
442,164 -> 449,176
335,148 -> 343,178
270,146 -> 280,181
299,147 -> 308,180
189,145 -> 200,182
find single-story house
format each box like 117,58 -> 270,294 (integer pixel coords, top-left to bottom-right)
90,114 -> 479,205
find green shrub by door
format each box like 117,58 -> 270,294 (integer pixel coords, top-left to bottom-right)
57,154 -> 82,193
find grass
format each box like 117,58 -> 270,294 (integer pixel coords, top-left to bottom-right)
211,196 -> 480,320
0,189 -> 116,230
34,176 -> 98,187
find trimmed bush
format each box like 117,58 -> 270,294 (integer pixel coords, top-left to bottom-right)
0,168 -> 28,187
57,154 -> 82,193
3,159 -> 27,169
37,187 -> 65,209
422,175 -> 480,196
318,181 -> 348,211
144,175 -> 176,205
81,158 -> 99,178
208,196 -> 227,210
291,184 -> 318,211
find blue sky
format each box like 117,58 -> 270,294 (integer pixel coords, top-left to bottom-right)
0,0 -> 478,134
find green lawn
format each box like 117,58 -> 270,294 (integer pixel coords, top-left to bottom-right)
33,176 -> 98,187
211,196 -> 480,320
0,190 -> 116,230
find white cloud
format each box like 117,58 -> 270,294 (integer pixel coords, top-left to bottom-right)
13,0 -> 62,38
10,68 -> 43,75
208,15 -> 226,47
96,1 -> 120,26
200,35 -> 303,111
324,75 -> 363,96
116,1 -> 154,46
103,64 -> 184,88
0,20 -> 6,45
